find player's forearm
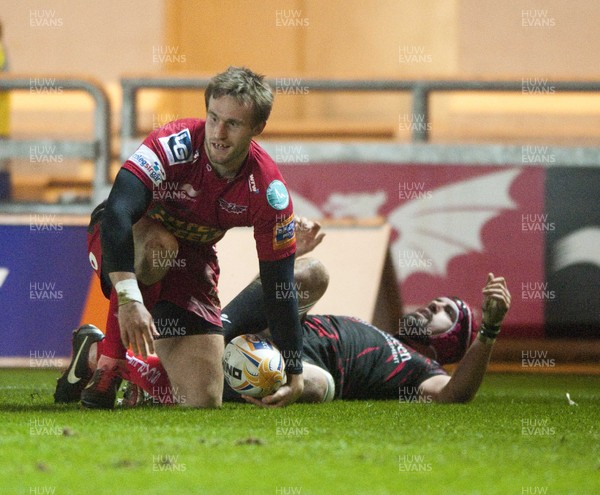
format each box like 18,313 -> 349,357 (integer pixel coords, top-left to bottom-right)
436,337 -> 494,403
259,255 -> 303,375
108,272 -> 137,285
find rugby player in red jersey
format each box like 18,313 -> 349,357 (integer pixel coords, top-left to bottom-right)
64,67 -> 305,409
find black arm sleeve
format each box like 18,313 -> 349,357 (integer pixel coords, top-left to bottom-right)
259,254 -> 303,375
101,168 -> 153,274
221,279 -> 269,343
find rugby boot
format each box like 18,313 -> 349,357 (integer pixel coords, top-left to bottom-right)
53,324 -> 105,403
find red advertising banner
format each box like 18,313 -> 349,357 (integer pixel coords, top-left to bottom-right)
279,164 -> 546,337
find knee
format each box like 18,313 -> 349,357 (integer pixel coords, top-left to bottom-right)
141,228 -> 179,261
135,224 -> 179,284
182,388 -> 223,409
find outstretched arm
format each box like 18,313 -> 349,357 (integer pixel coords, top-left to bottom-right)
419,273 -> 511,403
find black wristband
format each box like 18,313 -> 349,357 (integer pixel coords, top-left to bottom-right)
480,322 -> 501,339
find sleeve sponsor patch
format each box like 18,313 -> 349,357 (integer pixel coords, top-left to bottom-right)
158,128 -> 193,165
266,180 -> 290,210
273,214 -> 295,250
128,144 -> 166,186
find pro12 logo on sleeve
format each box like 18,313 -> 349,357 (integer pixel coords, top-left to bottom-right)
273,214 -> 295,250
129,144 -> 166,186
266,180 -> 290,210
158,129 -> 193,165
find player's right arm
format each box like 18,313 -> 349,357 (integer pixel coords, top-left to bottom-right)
419,273 -> 511,403
101,168 -> 157,358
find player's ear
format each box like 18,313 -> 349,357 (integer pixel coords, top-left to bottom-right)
252,120 -> 267,136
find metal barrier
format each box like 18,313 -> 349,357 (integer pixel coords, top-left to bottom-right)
121,76 -> 600,167
0,76 -> 111,214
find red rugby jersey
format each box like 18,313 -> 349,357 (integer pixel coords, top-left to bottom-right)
122,118 -> 296,261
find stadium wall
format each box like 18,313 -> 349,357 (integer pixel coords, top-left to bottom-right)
1,160 -> 598,361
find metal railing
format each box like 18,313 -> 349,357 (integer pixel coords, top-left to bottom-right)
2,76 -> 600,214
120,76 -> 600,167
0,76 -> 111,213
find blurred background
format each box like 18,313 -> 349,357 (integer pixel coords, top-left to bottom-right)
0,0 -> 598,364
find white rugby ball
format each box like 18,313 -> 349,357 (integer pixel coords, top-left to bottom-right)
223,335 -> 286,398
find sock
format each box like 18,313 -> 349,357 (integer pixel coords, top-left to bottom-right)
100,290 -> 127,359
125,351 -> 175,404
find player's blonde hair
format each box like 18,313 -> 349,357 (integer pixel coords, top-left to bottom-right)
205,66 -> 273,125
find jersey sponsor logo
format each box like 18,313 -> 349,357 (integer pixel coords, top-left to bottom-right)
218,198 -> 248,215
273,214 -> 295,250
147,204 -> 226,244
158,128 -> 194,165
248,174 -> 259,193
129,144 -> 166,185
266,180 -> 290,210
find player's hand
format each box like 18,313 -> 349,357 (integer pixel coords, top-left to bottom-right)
481,273 -> 511,327
117,302 -> 159,359
242,372 -> 305,408
295,216 -> 325,257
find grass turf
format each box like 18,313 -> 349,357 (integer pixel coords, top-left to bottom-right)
0,370 -> 598,495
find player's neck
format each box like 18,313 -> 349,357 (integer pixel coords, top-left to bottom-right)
210,156 -> 247,179
211,162 -> 240,179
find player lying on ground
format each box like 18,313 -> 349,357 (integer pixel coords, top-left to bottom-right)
78,66 -> 304,410
221,259 -> 511,405
55,240 -> 511,405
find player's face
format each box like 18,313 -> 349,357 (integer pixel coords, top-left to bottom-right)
411,297 -> 456,336
204,95 -> 265,176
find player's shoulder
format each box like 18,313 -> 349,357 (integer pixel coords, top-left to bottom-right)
246,141 -> 282,180
246,141 -> 292,210
150,118 -> 205,167
153,118 -> 205,144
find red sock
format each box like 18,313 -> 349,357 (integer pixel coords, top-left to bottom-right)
125,351 -> 174,404
98,282 -> 162,360
99,290 -> 127,359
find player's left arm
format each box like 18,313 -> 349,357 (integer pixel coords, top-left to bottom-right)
243,254 -> 304,408
419,273 -> 511,403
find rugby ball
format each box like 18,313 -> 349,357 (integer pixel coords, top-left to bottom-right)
223,335 -> 286,398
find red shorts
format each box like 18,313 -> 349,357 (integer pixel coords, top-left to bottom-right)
87,220 -> 222,328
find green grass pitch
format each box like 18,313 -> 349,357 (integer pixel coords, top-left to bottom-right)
1,370 -> 599,495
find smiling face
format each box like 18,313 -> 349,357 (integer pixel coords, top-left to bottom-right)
204,95 -> 266,178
